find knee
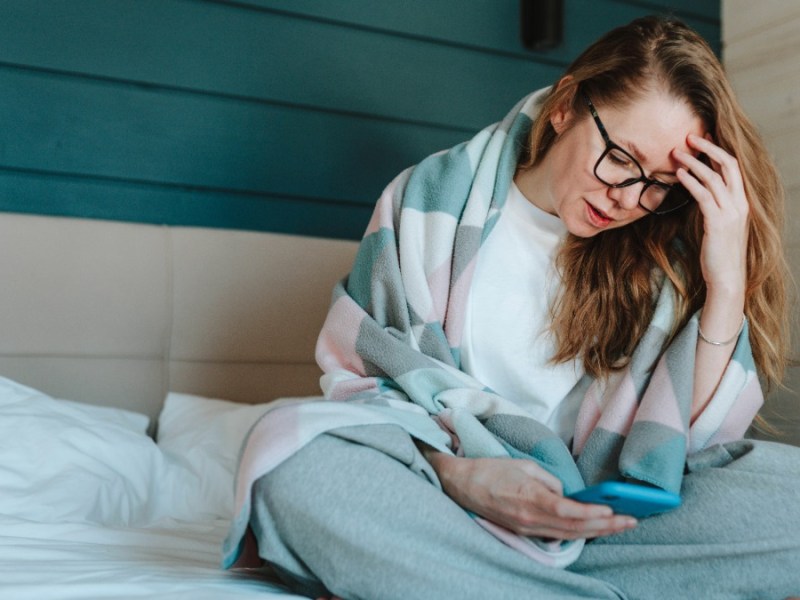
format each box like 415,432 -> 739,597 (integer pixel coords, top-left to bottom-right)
251,433 -> 349,519
729,439 -> 800,476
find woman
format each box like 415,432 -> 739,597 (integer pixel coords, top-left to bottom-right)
224,16 -> 800,599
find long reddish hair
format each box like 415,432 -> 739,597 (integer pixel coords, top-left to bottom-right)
519,16 -> 790,391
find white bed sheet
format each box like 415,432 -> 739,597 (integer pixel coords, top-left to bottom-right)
0,515 -> 307,599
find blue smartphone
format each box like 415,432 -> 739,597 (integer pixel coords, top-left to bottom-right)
568,481 -> 681,518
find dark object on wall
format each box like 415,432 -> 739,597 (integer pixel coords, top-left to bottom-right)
520,0 -> 563,50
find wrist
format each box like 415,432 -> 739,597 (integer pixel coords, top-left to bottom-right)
703,282 -> 745,322
698,314 -> 746,346
427,452 -> 471,502
416,441 -> 452,474
705,279 -> 744,301
426,450 -> 458,479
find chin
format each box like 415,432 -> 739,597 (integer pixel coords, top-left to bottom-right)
564,219 -> 603,239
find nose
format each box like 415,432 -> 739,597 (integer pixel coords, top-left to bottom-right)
607,183 -> 642,211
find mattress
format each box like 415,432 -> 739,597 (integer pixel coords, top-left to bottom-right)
0,515 -> 305,599
0,376 -> 316,599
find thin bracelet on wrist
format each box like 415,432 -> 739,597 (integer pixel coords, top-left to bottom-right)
697,314 -> 746,346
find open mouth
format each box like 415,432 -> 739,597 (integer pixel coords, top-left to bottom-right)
586,201 -> 613,228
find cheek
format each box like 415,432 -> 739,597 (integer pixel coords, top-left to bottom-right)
560,164 -> 604,204
547,132 -> 605,210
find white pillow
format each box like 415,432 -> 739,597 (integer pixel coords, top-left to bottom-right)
0,376 -> 150,433
0,376 -> 166,526
156,392 -> 296,519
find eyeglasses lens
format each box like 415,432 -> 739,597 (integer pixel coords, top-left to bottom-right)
597,150 -> 690,215
643,185 -> 690,214
596,148 -> 641,185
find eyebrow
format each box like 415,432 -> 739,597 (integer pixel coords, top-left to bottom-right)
618,137 -> 647,164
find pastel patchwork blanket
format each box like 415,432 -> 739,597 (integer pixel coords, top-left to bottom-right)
223,88 -> 763,570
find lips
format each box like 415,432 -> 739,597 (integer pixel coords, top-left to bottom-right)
585,201 -> 613,228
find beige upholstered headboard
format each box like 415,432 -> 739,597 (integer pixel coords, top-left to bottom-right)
0,213 -> 358,421
3,211 -> 798,445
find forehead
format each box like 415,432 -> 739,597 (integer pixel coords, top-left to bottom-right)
592,92 -> 706,168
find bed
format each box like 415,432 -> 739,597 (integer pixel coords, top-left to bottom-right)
1,211 -> 796,598
0,212 -> 358,598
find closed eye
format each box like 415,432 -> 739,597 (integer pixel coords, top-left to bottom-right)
608,149 -> 635,168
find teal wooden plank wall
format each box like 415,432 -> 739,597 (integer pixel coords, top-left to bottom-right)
0,0 -> 720,240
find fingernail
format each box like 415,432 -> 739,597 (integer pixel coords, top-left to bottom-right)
625,518 -> 638,527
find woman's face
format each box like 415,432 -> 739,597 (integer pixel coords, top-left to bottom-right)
522,89 -> 706,238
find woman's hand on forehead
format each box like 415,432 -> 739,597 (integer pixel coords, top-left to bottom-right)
674,132 -> 749,292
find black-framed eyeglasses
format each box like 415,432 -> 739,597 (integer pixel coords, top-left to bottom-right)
582,92 -> 691,215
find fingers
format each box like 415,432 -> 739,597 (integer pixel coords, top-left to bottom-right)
672,132 -> 749,293
673,134 -> 747,212
674,155 -> 726,211
676,165 -> 721,218
526,515 -> 637,541
505,484 -> 637,540
517,460 -> 564,496
447,457 -> 639,541
684,134 -> 743,192
530,493 -> 637,540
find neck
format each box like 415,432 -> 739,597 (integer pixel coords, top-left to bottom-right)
514,161 -> 556,215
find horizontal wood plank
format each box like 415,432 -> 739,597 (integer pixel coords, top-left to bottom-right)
0,168 -> 374,239
0,67 -> 474,208
0,0 -> 563,132
0,1 -> 719,132
220,0 -> 719,59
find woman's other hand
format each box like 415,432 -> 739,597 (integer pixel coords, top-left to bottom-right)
426,453 -> 637,540
674,134 -> 749,418
674,133 -> 749,293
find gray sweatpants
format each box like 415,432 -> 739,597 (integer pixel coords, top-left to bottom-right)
249,424 -> 800,600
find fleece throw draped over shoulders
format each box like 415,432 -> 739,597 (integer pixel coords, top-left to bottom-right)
223,88 -> 763,570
